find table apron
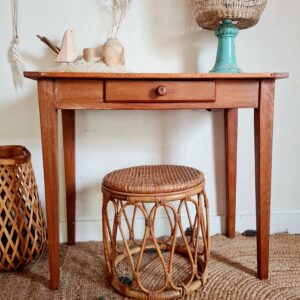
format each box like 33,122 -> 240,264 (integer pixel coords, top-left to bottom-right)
53,79 -> 259,110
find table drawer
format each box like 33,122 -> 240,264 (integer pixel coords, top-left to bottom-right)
55,79 -> 104,108
105,80 -> 216,102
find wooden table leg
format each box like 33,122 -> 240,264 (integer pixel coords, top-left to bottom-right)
254,79 -> 275,280
225,108 -> 238,238
38,80 -> 60,289
62,110 -> 76,245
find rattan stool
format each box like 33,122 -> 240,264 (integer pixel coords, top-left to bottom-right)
101,165 -> 209,299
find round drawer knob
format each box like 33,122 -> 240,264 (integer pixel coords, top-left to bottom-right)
157,85 -> 167,96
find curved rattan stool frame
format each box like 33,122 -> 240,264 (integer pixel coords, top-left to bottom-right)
102,182 -> 210,300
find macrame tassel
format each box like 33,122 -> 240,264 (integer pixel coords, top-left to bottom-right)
10,38 -> 25,89
10,0 -> 24,89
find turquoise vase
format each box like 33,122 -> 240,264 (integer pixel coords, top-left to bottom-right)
210,19 -> 241,73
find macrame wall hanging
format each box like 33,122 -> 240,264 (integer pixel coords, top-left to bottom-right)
9,0 -> 25,89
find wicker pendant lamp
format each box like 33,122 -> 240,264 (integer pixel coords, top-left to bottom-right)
191,0 -> 268,73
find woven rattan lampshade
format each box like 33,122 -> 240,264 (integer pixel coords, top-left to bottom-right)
0,146 -> 46,271
191,0 -> 268,30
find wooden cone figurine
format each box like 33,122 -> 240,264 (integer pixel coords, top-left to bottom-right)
55,29 -> 77,63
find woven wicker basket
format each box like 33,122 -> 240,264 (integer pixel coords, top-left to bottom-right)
0,146 -> 46,271
191,0 -> 268,30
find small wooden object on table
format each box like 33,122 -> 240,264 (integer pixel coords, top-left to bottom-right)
23,71 -> 288,290
102,165 -> 209,299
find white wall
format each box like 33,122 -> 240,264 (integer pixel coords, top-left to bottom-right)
0,0 -> 299,242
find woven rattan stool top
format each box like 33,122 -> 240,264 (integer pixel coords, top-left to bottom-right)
102,165 -> 204,194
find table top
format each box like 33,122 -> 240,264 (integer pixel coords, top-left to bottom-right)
24,72 -> 289,80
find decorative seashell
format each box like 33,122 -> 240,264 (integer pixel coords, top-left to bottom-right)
102,38 -> 125,67
55,29 -> 77,63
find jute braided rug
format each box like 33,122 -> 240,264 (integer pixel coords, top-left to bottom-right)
0,233 -> 299,300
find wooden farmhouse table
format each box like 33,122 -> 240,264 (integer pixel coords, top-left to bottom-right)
24,71 -> 288,290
